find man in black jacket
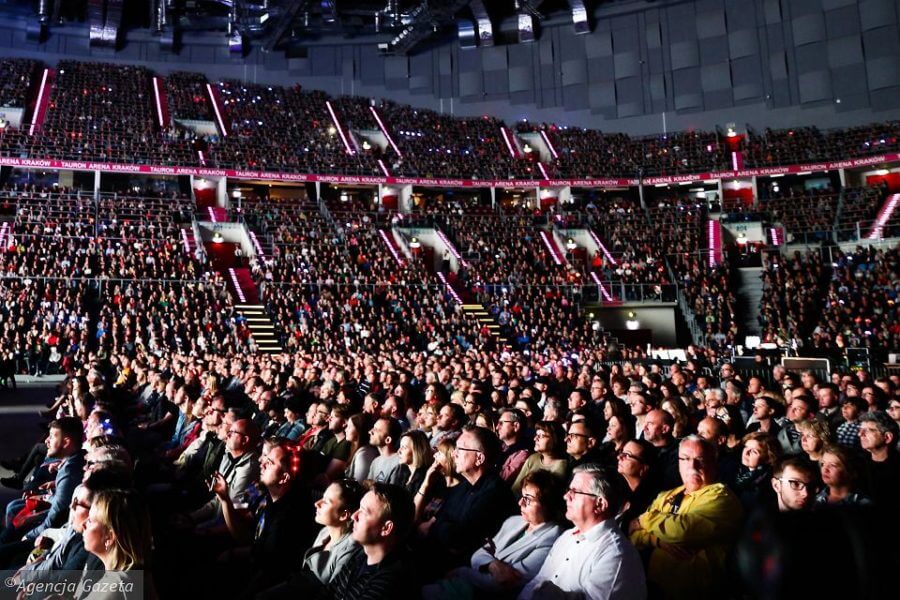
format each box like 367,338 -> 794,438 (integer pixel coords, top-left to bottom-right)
324,482 -> 415,600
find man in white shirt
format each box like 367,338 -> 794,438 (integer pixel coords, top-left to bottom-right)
518,464 -> 645,600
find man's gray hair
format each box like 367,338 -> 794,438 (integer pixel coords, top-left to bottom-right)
859,411 -> 899,439
572,463 -> 625,515
705,388 -> 726,402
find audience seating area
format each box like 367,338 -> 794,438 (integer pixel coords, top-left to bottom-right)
0,58 -> 898,186
0,58 -> 38,108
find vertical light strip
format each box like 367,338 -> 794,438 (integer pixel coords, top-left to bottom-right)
378,159 -> 391,177
437,271 -> 463,304
229,268 -> 247,303
867,193 -> 899,240
153,77 -> 165,128
537,162 -> 549,179
207,83 -> 228,137
590,272 -> 614,302
29,69 -> 50,136
325,101 -> 355,155
540,130 -> 558,159
588,230 -> 617,265
249,230 -> 265,259
379,230 -> 404,265
500,127 -> 516,158
208,206 -> 217,223
369,107 -> 402,157
708,220 -> 718,267
540,231 -> 563,266
181,228 -> 190,254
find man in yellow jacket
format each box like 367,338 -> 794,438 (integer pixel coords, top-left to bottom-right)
628,435 -> 743,599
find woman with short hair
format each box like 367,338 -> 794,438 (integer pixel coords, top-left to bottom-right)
422,469 -> 564,599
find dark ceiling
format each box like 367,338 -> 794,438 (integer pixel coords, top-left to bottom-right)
4,1 -> 645,55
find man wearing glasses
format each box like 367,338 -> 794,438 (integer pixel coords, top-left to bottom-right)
189,418 -> 260,528
628,436 -> 742,599
419,426 -> 514,576
519,463 -> 645,600
770,457 -> 817,512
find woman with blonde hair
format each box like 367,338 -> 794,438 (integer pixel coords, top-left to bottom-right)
796,418 -> 831,463
82,489 -> 155,599
390,430 -> 434,494
414,436 -> 460,523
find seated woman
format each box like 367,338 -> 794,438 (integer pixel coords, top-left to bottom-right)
797,419 -> 831,463
815,444 -> 871,507
343,413 -> 377,483
294,479 -> 364,585
422,470 -> 565,600
598,413 -> 636,469
731,432 -> 781,509
414,437 -> 461,524
511,421 -> 567,495
389,430 -> 433,494
617,439 -> 658,525
81,489 -> 155,599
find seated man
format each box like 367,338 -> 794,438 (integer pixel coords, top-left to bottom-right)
519,464 -> 645,600
323,482 -> 416,599
770,456 -> 818,512
420,426 -> 515,573
212,439 -> 317,596
189,418 -> 260,529
629,435 -> 743,600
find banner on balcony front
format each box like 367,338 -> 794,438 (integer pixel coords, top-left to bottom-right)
1,153 -> 898,189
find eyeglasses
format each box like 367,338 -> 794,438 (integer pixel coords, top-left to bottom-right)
565,432 -> 590,440
565,487 -> 599,498
519,494 -> 539,506
227,429 -> 245,437
617,451 -> 643,463
777,478 -> 809,492
497,420 -> 516,426
455,446 -> 483,455
534,432 -> 549,439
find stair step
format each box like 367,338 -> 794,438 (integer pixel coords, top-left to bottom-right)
462,304 -> 483,310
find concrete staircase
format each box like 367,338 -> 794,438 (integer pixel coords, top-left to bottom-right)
462,303 -> 508,345
235,304 -> 283,354
736,267 -> 764,336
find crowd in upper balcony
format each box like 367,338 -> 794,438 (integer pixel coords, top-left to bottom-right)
0,59 -> 899,182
